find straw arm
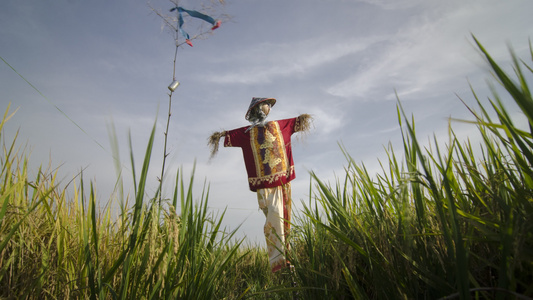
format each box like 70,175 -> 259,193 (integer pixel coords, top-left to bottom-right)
208,130 -> 226,159
296,114 -> 313,133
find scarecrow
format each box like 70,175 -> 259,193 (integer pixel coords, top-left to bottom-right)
208,97 -> 312,273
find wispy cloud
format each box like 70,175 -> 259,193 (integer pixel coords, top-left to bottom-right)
325,1 -> 532,101
202,35 -> 387,85
325,5 -> 482,100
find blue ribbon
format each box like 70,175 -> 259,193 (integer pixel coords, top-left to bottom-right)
170,6 -> 220,46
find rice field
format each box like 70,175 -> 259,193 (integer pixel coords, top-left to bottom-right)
1,37 -> 532,299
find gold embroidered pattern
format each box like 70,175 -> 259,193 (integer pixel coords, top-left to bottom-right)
249,122 -> 290,187
260,130 -> 282,168
248,166 -> 295,187
224,134 -> 233,147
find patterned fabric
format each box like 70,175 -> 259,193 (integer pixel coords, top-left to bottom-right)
257,183 -> 292,273
224,115 -> 308,272
224,117 -> 301,191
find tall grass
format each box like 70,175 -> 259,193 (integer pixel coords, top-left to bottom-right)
289,37 -> 533,299
0,109 -> 249,299
1,37 -> 532,299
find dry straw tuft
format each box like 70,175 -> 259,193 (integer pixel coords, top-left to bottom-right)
296,114 -> 313,133
208,130 -> 226,159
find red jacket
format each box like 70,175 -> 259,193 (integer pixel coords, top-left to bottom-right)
224,117 -> 302,191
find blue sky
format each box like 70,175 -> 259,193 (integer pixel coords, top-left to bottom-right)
1,0 -> 532,244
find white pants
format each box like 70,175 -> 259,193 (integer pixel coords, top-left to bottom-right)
256,183 -> 292,273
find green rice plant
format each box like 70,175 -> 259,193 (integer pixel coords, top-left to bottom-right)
291,195 -> 357,299
290,37 -> 533,299
230,246 -> 274,295
0,108 -> 250,298
0,105 -> 64,298
81,119 -> 249,299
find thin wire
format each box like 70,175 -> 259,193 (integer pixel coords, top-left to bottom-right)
1,55 -> 108,152
1,54 -> 139,187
